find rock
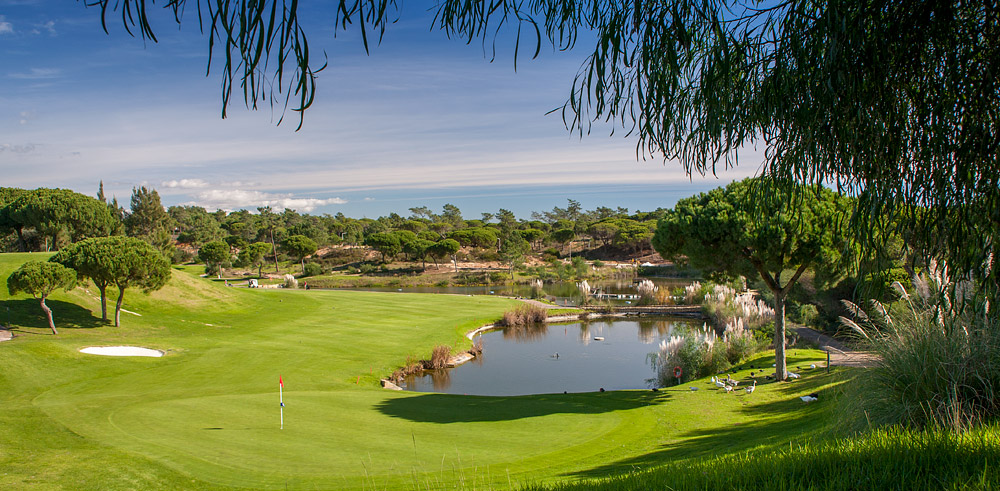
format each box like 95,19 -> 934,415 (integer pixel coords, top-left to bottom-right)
380,379 -> 403,391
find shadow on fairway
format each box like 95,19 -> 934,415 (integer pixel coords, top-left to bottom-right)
376,390 -> 672,423
2,298 -> 105,331
565,371 -> 853,480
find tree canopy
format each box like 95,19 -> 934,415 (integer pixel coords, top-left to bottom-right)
7,261 -> 77,334
1,188 -> 119,251
83,0 -> 997,288
198,240 -> 232,276
282,234 -> 318,273
50,236 -> 170,326
652,178 -> 853,380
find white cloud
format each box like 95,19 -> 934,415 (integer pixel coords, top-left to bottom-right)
0,143 -> 36,154
161,178 -> 209,189
0,16 -> 13,35
9,68 -> 61,80
363,197 -> 375,201
36,20 -> 55,35
187,189 -> 347,212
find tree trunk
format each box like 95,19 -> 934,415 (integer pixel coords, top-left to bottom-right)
98,285 -> 108,321
258,262 -> 263,279
271,229 -> 279,273
451,255 -> 458,273
39,295 -> 57,335
114,286 -> 126,327
14,227 -> 25,252
301,257 -> 305,274
774,290 -> 787,381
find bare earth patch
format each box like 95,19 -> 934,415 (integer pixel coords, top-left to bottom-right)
80,346 -> 164,357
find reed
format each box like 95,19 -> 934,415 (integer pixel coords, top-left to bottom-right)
495,304 -> 549,327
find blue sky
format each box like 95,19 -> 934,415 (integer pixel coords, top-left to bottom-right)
1,1 -> 757,218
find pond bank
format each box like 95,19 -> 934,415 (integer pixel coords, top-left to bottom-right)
382,301 -> 706,390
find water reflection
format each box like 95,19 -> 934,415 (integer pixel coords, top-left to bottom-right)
403,316 -> 700,396
502,323 -> 549,342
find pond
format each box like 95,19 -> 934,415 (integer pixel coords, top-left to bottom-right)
403,316 -> 703,396
337,277 -> 693,306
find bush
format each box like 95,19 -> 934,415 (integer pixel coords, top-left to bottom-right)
425,345 -> 451,370
842,272 -> 1000,431
541,248 -> 561,261
282,274 -> 298,289
301,262 -> 324,277
172,248 -> 194,264
651,325 -> 732,385
495,304 -> 548,327
358,263 -> 376,275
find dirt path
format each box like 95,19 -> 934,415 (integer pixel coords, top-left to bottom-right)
0,329 -> 12,343
792,325 -> 878,368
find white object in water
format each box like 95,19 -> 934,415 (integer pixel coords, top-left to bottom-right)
80,346 -> 164,357
593,336 -> 605,341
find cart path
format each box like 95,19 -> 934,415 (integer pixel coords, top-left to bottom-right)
792,325 -> 878,368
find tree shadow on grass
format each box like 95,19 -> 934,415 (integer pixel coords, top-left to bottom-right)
376,390 -> 672,424
2,298 -> 106,332
565,370 -> 858,480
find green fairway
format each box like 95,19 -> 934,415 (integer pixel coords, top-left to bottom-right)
0,253 -> 844,489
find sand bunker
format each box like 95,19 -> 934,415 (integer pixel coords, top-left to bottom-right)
80,346 -> 164,357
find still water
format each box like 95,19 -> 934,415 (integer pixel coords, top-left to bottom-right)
404,317 -> 702,396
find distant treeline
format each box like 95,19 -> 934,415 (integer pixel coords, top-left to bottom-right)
0,185 -> 665,266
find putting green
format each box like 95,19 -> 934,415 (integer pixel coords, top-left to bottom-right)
0,253 -> 842,489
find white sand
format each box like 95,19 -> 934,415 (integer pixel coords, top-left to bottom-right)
80,346 -> 164,357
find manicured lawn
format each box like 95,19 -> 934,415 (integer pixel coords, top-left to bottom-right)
0,253 -> 842,489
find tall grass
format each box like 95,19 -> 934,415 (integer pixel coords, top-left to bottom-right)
635,279 -> 658,306
650,281 -> 772,386
524,425 -> 1000,490
529,279 -> 545,299
702,283 -> 774,332
496,304 -> 548,327
840,272 -> 1000,430
427,345 -> 452,370
650,324 -> 730,385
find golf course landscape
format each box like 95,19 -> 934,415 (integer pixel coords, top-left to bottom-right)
0,252 -> 844,489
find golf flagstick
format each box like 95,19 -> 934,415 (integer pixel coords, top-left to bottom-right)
279,375 -> 284,429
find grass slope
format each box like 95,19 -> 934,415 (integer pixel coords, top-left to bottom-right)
1,253 -> 842,489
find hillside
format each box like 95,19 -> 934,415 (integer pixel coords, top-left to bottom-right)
0,253 -> 840,489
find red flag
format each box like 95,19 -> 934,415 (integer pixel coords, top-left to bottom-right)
279,375 -> 284,388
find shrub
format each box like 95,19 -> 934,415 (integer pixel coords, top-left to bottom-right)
592,259 -> 605,268
282,274 -> 298,289
541,247 -> 561,261
426,345 -> 451,370
636,279 -> 658,305
358,263 -> 376,275
301,262 -> 324,277
793,303 -> 820,327
172,248 -> 194,264
495,304 -> 548,327
841,267 -> 1000,431
529,279 -> 545,299
651,324 -> 731,385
